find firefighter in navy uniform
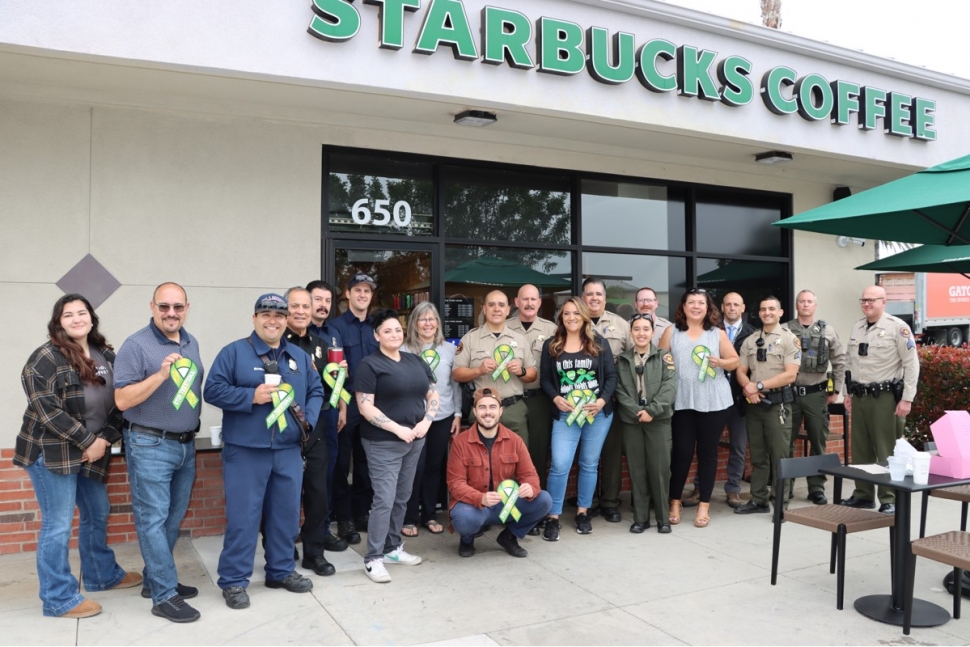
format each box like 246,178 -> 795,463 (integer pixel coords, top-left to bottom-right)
781,290 -> 846,505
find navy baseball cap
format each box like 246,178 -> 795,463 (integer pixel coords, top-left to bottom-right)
254,293 -> 289,314
348,273 -> 376,290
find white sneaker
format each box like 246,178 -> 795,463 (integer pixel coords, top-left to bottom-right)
364,559 -> 391,583
383,545 -> 422,566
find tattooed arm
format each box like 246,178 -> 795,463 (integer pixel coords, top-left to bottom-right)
413,383 -> 439,439
356,392 -> 416,443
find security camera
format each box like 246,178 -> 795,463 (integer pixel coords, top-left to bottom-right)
836,236 -> 866,248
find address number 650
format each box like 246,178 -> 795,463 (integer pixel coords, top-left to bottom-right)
351,199 -> 412,227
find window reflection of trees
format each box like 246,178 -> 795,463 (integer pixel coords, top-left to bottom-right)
328,173 -> 433,236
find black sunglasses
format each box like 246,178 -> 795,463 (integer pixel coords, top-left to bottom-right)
629,313 -> 654,325
686,288 -> 708,295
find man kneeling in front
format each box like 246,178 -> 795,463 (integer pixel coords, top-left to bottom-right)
447,388 -> 552,558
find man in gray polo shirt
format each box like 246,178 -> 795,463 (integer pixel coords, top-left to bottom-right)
114,282 -> 203,624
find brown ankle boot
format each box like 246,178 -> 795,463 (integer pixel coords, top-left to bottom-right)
62,599 -> 102,619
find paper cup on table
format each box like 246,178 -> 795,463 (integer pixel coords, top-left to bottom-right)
887,456 -> 907,481
912,452 -> 931,485
210,426 -> 223,447
264,374 -> 282,386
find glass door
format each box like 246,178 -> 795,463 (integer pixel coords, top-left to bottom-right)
327,240 -> 437,327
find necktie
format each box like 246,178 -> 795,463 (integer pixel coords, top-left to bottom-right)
728,325 -> 736,343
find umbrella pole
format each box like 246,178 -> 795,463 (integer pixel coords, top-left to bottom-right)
914,207 -> 970,246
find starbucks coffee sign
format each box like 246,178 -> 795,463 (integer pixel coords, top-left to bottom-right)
307,0 -> 936,141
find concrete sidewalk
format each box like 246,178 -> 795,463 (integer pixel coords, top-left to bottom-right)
2,484 -> 969,646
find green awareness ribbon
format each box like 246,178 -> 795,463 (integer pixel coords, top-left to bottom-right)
266,383 -> 295,432
421,349 -> 439,382
565,389 -> 595,427
558,367 -> 592,387
497,479 -> 522,523
323,363 -> 351,408
491,344 -> 514,382
692,345 -> 716,382
170,358 -> 199,410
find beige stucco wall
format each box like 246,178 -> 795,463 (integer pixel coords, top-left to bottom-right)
0,94 -> 876,448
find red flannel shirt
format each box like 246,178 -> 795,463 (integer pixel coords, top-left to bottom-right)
447,422 -> 540,511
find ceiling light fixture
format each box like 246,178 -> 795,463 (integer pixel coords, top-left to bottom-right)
755,151 -> 793,164
454,110 -> 497,127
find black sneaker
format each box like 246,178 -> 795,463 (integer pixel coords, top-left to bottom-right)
734,501 -> 771,515
542,517 -> 561,542
141,582 -> 199,600
337,520 -> 361,545
879,503 -> 896,514
575,513 -> 593,534
323,533 -> 349,552
458,538 -> 475,557
841,496 -> 876,509
151,595 -> 200,623
496,528 -> 528,558
808,491 -> 828,505
265,571 -> 313,593
222,586 -> 250,610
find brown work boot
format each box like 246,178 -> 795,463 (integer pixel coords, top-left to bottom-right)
61,599 -> 102,619
682,488 -> 701,508
109,572 -> 144,589
726,492 -> 744,509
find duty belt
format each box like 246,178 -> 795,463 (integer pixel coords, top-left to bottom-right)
521,390 -> 541,399
500,395 -> 524,407
125,422 -> 196,444
795,382 -> 827,397
848,380 -> 896,398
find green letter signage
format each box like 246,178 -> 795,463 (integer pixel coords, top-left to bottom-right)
676,45 -> 720,100
913,97 -> 937,141
860,86 -> 887,131
537,17 -> 585,76
481,7 -> 533,68
586,27 -> 635,85
716,56 -> 753,106
885,91 -> 913,137
830,80 -> 861,126
364,0 -> 421,50
636,39 -> 676,92
794,73 -> 833,121
414,0 -> 478,60
308,0 -> 360,42
760,66 -> 797,115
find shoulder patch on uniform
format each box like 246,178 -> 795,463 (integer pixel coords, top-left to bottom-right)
901,328 -> 910,338
663,353 -> 674,365
793,338 -> 801,349
456,342 -> 463,355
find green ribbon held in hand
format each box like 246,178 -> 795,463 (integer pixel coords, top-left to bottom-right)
323,362 -> 351,408
170,358 -> 199,410
565,389 -> 593,427
497,479 -> 522,523
421,349 -> 439,382
266,383 -> 295,432
692,345 -> 716,382
492,344 -> 514,382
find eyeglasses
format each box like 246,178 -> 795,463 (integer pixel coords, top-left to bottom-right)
859,298 -> 885,305
635,298 -> 657,304
154,303 -> 186,313
416,317 -> 437,324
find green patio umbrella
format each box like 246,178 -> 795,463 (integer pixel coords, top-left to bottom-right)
445,256 -> 571,288
774,154 -> 970,245
856,244 -> 970,279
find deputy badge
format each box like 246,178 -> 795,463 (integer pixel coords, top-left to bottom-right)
879,330 -> 886,337
812,325 -> 820,333
510,340 -> 518,348
608,325 -> 616,332
456,342 -> 464,355
315,347 -> 323,359
289,358 -> 297,371
537,335 -> 545,343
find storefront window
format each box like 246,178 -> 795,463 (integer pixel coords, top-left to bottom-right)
580,253 -> 688,321
443,245 -> 572,337
328,154 -> 433,236
442,166 -> 571,245
696,258 -> 789,326
581,181 -> 686,251
695,190 -> 786,257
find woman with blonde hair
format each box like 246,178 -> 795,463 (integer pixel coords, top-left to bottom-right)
400,302 -> 462,536
539,297 -> 617,541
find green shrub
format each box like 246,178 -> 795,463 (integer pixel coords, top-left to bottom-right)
906,345 -> 970,448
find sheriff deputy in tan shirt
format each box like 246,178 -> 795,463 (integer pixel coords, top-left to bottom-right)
453,290 -> 537,445
507,284 -> 557,491
841,285 -> 920,514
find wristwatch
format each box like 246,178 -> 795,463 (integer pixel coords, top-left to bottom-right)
519,365 -> 527,377
756,381 -> 764,392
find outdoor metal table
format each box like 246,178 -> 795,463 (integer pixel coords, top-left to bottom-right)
820,464 -> 970,627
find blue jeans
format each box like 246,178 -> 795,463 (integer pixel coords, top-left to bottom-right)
25,454 -> 126,617
547,411 -> 613,516
450,491 -> 552,543
124,429 -> 196,604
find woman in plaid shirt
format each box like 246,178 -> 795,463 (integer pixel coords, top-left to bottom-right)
15,294 -> 141,619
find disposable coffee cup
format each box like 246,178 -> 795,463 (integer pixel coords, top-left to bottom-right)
264,374 -> 282,386
912,452 -> 931,485
887,456 -> 906,481
210,426 -> 223,447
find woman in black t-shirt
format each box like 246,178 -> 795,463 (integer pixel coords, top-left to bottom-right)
539,297 -> 617,541
355,309 -> 438,584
